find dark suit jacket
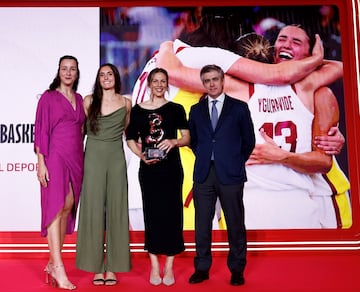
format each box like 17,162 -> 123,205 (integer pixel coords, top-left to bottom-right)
189,94 -> 255,185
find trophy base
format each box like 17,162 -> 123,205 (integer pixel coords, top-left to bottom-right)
145,147 -> 167,160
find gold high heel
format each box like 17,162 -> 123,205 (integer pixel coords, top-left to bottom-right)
44,269 -> 50,285
50,264 -> 76,290
44,263 -> 53,285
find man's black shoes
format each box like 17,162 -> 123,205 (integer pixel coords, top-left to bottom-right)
189,270 -> 244,285
230,272 -> 245,286
189,271 -> 209,284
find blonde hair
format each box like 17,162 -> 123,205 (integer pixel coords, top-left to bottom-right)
235,33 -> 274,64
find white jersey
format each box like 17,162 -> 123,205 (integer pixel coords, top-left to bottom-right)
246,83 -> 314,192
132,39 -> 241,104
244,83 -> 320,229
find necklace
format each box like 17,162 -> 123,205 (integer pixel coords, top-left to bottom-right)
58,89 -> 75,104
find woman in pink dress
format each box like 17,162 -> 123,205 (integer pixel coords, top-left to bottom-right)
34,55 -> 86,290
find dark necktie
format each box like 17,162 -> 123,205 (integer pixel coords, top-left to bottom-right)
211,100 -> 218,130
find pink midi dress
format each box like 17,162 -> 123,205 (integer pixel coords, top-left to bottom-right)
34,90 -> 85,236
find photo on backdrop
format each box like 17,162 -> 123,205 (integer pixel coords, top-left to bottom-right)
99,5 -> 351,231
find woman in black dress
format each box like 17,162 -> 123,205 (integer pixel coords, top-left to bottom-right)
126,68 -> 190,286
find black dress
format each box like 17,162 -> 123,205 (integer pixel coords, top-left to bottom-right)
126,102 -> 188,255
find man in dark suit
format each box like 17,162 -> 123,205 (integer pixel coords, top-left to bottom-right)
188,64 -> 255,286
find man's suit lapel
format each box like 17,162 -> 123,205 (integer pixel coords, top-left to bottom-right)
216,95 -> 231,130
200,98 -> 213,131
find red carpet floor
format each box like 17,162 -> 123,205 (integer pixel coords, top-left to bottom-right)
1,251 -> 360,292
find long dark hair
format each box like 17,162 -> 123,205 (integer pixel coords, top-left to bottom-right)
49,55 -> 80,91
88,63 -> 122,134
183,8 -> 240,51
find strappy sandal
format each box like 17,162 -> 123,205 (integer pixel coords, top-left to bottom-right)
93,273 -> 105,286
93,278 -> 105,286
104,279 -> 117,286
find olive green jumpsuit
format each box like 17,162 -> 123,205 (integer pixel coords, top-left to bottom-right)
76,106 -> 131,273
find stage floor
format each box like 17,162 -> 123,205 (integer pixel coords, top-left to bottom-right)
1,251 -> 359,291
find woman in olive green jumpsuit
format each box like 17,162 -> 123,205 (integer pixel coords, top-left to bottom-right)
76,63 -> 132,286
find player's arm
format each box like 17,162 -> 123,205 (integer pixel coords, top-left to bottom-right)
295,86 -> 339,172
298,59 -> 343,92
227,34 -> 324,85
295,59 -> 344,155
247,132 -> 332,174
156,41 -> 249,97
156,41 -> 214,92
311,86 -> 341,158
156,36 -> 323,92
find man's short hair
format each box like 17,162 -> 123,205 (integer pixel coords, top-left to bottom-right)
200,64 -> 225,82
